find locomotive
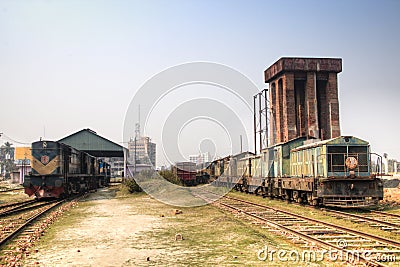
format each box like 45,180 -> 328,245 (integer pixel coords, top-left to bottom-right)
23,140 -> 110,199
203,135 -> 384,208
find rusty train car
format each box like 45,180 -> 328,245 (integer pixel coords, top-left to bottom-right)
23,140 -> 110,199
173,162 -> 197,186
207,136 -> 384,208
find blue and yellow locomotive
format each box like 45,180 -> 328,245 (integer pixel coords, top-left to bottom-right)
23,140 -> 110,199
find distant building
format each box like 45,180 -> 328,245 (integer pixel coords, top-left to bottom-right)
14,147 -> 31,162
189,152 -> 211,165
128,136 -> 156,166
13,147 -> 32,183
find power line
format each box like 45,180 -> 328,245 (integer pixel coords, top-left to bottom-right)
0,134 -> 30,145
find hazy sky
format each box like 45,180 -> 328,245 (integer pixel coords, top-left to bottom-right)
1,0 -> 400,165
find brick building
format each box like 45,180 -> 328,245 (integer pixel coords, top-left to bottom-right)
264,57 -> 342,145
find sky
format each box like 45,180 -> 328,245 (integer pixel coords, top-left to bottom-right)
1,0 -> 400,166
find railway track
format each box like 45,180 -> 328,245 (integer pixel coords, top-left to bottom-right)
0,200 -> 37,215
232,189 -> 400,235
0,196 -> 81,266
0,200 -> 58,218
322,208 -> 400,233
268,196 -> 400,234
0,200 -> 63,248
196,190 -> 399,266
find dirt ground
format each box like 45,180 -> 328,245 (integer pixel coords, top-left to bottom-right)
20,183 -> 400,267
25,187 -> 302,267
26,189 -> 172,266
22,187 -> 340,267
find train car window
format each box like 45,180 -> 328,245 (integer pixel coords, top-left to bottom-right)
327,146 -> 346,172
316,147 -> 324,176
282,145 -> 290,159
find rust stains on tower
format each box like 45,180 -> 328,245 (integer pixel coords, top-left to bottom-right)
265,57 -> 342,145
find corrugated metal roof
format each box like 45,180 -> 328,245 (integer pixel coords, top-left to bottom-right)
58,129 -> 125,157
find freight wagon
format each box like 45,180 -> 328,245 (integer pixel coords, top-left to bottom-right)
173,162 -> 196,186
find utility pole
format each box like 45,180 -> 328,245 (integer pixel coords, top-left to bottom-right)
253,95 -> 257,155
22,152 -> 27,184
134,136 -> 137,174
253,89 -> 270,154
240,135 -> 243,154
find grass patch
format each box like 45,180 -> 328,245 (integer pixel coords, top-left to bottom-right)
124,194 -> 339,266
0,190 -> 31,204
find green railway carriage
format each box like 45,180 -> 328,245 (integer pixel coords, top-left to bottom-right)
288,136 -> 383,207
271,137 -> 308,178
204,135 -> 383,208
290,136 -> 370,178
217,152 -> 253,188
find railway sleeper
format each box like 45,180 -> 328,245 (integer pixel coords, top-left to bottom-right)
267,217 -> 303,221
299,230 -> 341,235
298,226 -> 338,230
317,234 -> 361,239
324,238 -> 372,244
290,239 -> 305,244
379,226 -> 397,230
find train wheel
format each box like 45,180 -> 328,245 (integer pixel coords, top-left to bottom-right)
293,191 -> 302,203
261,187 -> 267,198
307,193 -> 315,205
269,190 -> 275,199
292,191 -> 298,201
288,190 -> 294,202
66,184 -> 72,196
311,199 -> 319,206
282,191 -> 287,201
244,184 -> 249,193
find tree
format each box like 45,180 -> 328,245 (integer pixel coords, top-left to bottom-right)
0,142 -> 16,179
158,169 -> 182,186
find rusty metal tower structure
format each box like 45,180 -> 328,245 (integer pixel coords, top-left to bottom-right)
253,89 -> 270,154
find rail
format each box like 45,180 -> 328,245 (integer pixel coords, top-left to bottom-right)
193,189 -> 399,266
